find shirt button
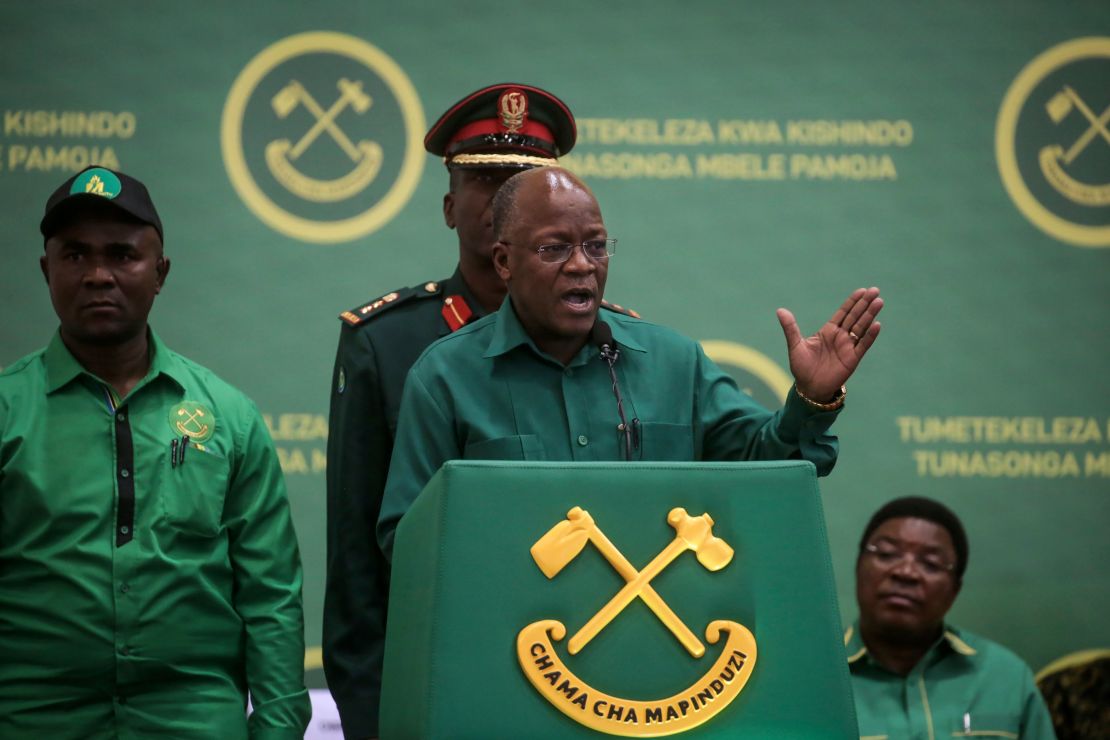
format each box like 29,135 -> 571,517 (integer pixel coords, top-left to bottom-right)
120,646 -> 130,656
116,412 -> 126,423
120,583 -> 130,594
119,526 -> 129,535
565,368 -> 574,377
120,469 -> 130,478
577,435 -> 589,446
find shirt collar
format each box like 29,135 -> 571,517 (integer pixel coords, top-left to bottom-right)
44,328 -> 185,396
44,331 -> 88,393
845,620 -> 979,667
483,298 -> 646,361
844,622 -> 869,664
605,313 -> 646,353
942,626 -> 978,656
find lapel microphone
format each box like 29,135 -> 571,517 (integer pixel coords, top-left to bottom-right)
591,320 -> 634,460
592,319 -> 620,364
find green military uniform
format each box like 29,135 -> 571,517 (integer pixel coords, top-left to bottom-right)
324,268 -> 485,736
377,299 -> 841,557
0,330 -> 309,739
845,621 -> 1057,740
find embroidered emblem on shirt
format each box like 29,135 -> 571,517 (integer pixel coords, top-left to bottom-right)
168,401 -> 216,442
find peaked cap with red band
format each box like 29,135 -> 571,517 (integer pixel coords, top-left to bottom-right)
424,83 -> 577,170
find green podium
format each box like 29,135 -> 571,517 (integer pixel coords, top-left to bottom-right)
380,461 -> 857,739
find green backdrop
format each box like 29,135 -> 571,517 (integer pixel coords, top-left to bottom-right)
2,0 -> 1107,694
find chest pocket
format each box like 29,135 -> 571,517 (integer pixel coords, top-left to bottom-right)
464,434 -> 547,461
636,422 -> 695,461
161,445 -> 230,536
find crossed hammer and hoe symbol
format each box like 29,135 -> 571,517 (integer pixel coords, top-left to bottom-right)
176,407 -> 208,436
1046,85 -> 1110,164
531,507 -> 734,659
271,78 -> 372,162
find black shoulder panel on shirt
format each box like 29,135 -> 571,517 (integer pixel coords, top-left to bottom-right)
338,281 -> 444,326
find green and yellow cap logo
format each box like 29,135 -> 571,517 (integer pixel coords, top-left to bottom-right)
70,167 -> 122,200
169,401 -> 216,442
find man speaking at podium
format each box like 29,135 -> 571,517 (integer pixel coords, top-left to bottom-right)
325,84 -> 579,739
378,166 -> 883,558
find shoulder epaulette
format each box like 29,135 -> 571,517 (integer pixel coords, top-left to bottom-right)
339,281 -> 444,326
601,299 -> 641,319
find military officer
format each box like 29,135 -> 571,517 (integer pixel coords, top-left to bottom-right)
323,83 -> 600,739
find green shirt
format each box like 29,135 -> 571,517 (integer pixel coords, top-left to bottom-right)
0,331 -> 310,739
378,299 -> 841,557
845,621 -> 1057,740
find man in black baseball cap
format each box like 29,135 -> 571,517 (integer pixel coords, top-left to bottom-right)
324,83 -> 611,738
40,164 -> 164,242
0,165 -> 311,737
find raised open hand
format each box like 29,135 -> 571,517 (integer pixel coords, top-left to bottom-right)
776,287 -> 883,403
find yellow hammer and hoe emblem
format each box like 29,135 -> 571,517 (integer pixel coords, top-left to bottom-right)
517,507 -> 758,736
175,406 -> 210,439
265,78 -> 383,203
1040,85 -> 1110,207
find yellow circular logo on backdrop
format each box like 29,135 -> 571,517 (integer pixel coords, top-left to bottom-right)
996,37 -> 1110,248
700,340 -> 792,409
221,32 -> 425,244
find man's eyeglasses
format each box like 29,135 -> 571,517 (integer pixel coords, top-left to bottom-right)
512,238 -> 617,264
863,542 -> 955,577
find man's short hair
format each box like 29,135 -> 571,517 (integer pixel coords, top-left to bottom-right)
858,496 -> 969,579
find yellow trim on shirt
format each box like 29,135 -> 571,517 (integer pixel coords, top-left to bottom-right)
844,625 -> 869,663
944,630 -> 978,656
918,675 -> 936,740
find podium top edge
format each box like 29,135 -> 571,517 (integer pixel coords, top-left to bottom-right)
440,460 -> 817,473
